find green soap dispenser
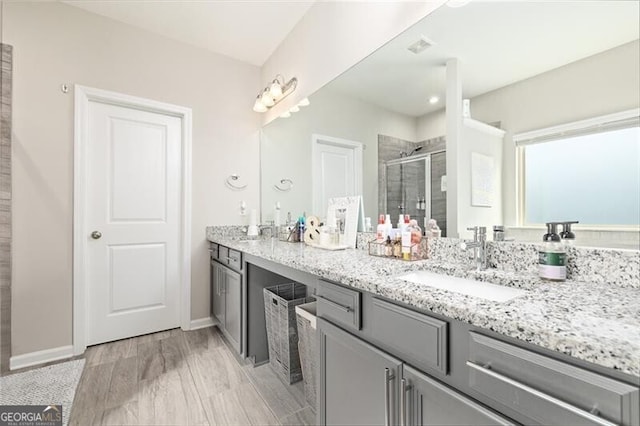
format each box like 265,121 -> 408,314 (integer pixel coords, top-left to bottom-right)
539,222 -> 566,281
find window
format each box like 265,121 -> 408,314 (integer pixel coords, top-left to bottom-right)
516,110 -> 640,227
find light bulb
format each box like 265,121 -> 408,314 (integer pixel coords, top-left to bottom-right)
298,97 -> 310,107
280,111 -> 291,118
269,81 -> 283,98
428,96 -> 440,104
253,96 -> 267,112
289,105 -> 300,113
261,90 -> 275,107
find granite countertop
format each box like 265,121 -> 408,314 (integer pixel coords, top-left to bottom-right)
208,235 -> 640,378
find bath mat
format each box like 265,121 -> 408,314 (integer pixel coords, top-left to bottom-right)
0,358 -> 85,425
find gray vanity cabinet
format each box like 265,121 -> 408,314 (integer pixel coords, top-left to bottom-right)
210,244 -> 243,354
223,266 -> 242,352
211,260 -> 225,326
319,318 -> 402,426
403,364 -> 513,426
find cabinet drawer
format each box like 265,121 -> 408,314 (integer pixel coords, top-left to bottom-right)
219,246 -> 229,264
227,249 -> 242,271
316,280 -> 361,331
209,243 -> 219,260
371,297 -> 448,375
468,332 -> 639,426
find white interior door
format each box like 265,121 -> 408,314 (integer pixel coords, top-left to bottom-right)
86,101 -> 182,345
312,135 -> 363,217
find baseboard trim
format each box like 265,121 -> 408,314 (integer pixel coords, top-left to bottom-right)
10,345 -> 74,371
189,317 -> 215,330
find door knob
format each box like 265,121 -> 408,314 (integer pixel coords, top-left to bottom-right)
91,231 -> 102,239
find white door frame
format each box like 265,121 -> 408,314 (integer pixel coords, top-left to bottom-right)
73,85 -> 192,355
311,134 -> 364,215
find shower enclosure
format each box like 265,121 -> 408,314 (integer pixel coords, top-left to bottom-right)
382,150 -> 447,236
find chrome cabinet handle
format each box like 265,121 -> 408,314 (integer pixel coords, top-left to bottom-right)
315,294 -> 352,313
466,362 -> 616,426
400,378 -> 407,426
227,256 -> 238,263
91,231 -> 102,239
384,368 -> 395,426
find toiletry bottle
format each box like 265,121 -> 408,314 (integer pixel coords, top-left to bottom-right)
560,221 -> 579,246
408,219 -> 423,259
397,214 -> 406,234
384,214 -> 393,239
401,222 -> 412,260
376,214 -> 386,241
385,236 -> 393,257
274,202 -> 281,227
493,225 -> 505,241
426,219 -> 441,238
539,222 -> 566,282
298,216 -> 306,243
365,217 -> 372,233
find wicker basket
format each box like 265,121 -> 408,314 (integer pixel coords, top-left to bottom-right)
263,283 -> 309,384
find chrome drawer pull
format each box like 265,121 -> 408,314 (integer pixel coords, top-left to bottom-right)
466,362 -> 616,426
384,368 -> 394,426
316,294 -> 352,313
400,378 -> 407,426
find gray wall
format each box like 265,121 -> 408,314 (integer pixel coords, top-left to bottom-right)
3,2 -> 261,357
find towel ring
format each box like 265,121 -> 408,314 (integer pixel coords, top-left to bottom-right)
226,174 -> 247,190
274,178 -> 294,192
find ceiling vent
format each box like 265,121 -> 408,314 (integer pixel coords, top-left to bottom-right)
407,36 -> 435,54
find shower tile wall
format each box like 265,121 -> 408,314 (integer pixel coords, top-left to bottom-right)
0,44 -> 12,373
378,135 -> 420,224
378,134 -> 446,236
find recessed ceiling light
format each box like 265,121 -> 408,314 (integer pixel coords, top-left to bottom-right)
407,36 -> 435,54
429,96 -> 440,104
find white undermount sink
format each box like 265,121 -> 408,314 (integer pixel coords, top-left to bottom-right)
395,271 -> 526,302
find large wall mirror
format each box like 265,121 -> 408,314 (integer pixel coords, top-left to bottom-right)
260,1 -> 639,247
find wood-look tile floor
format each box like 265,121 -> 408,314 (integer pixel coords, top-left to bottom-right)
69,327 -> 316,426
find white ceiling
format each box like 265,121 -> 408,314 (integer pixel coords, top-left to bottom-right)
63,0 -> 315,66
326,1 -> 640,117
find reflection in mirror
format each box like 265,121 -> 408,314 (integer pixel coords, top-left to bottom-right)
260,1 -> 639,248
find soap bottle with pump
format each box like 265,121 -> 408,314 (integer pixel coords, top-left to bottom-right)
539,222 -> 566,282
560,221 -> 579,246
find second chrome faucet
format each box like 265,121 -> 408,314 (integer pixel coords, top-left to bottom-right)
460,226 -> 487,271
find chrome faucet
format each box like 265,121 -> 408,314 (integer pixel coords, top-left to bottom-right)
460,226 -> 487,271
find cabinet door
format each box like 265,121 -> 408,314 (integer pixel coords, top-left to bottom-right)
211,261 -> 225,326
403,364 -> 514,426
224,267 -> 242,353
319,318 -> 402,426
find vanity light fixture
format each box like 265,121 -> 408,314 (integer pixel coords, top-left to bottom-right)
429,96 -> 440,104
253,74 -> 298,112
